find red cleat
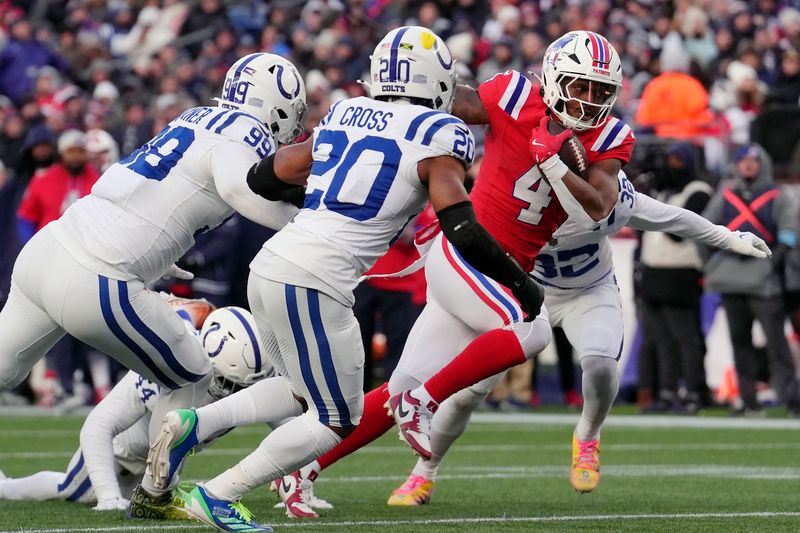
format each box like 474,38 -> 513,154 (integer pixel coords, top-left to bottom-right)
387,391 -> 438,460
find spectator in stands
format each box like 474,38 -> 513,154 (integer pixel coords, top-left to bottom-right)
635,33 -> 715,140
703,145 -> 800,416
765,48 -> 800,107
0,19 -> 68,104
476,36 -> 521,83
639,144 -> 712,413
15,129 -> 107,407
710,61 -> 766,146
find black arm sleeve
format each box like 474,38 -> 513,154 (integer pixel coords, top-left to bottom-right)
437,201 -> 528,290
246,154 -> 305,208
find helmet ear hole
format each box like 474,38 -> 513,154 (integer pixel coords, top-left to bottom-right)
276,109 -> 288,119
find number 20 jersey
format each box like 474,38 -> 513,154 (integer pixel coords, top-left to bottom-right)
51,106 -> 278,284
254,96 -> 475,305
471,70 -> 635,272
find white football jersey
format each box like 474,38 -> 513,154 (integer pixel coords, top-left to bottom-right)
253,97 -> 475,305
532,172 -> 637,289
50,106 -> 287,284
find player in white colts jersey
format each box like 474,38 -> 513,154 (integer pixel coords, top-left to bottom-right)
383,171 -> 771,503
146,26 -> 545,533
0,53 -> 306,510
0,304 -> 271,515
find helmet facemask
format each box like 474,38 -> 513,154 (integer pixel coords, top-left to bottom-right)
268,98 -> 308,144
208,370 -> 247,401
551,75 -> 619,130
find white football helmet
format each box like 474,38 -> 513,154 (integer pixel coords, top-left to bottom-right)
201,307 -> 271,399
540,31 -> 623,131
85,129 -> 119,172
215,53 -> 307,144
366,26 -> 457,113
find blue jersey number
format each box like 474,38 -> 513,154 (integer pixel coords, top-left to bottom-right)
536,243 -> 600,279
120,126 -> 195,181
452,127 -> 474,162
243,126 -> 273,158
620,174 -> 635,208
134,375 -> 158,404
309,130 -> 402,221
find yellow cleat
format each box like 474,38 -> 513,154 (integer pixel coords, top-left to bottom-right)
387,474 -> 434,506
570,431 -> 600,493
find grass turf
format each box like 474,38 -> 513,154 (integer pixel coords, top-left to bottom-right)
1,409 -> 799,532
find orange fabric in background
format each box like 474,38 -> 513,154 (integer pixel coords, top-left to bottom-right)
635,72 -> 715,140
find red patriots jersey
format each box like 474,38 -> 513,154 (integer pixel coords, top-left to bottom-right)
470,70 -> 635,271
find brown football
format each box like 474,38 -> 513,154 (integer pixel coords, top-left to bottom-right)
546,119 -> 590,180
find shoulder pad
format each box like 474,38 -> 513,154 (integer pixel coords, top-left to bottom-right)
404,111 -> 474,167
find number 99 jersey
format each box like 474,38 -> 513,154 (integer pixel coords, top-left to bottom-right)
255,97 -> 474,305
50,106 -> 289,284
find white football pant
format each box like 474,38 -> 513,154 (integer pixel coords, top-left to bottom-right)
391,233 -> 551,393
0,226 -> 211,392
247,272 -> 364,428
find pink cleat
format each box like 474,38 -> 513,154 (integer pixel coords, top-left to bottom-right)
387,474 -> 434,506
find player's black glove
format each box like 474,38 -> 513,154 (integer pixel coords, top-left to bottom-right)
511,274 -> 545,322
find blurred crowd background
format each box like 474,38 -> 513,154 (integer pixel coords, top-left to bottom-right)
1,0 -> 800,416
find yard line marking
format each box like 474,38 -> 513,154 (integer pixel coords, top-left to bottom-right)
315,464 -> 800,483
4,442 -> 800,460
4,511 -> 800,532
468,412 -> 800,429
3,413 -> 798,439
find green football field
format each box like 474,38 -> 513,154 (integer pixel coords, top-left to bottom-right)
1,410 -> 800,533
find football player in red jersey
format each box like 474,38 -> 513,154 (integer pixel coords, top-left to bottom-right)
386,29 -> 634,484
269,31 -> 634,516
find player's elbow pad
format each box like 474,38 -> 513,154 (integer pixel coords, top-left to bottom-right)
437,201 -> 526,289
247,154 -> 305,208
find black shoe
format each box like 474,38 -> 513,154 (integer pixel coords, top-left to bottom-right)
126,484 -> 189,520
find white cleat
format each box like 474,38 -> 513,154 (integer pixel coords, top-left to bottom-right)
270,471 -> 318,518
387,390 -> 437,460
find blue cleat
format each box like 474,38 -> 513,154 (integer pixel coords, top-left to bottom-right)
183,484 -> 272,532
146,409 -> 199,490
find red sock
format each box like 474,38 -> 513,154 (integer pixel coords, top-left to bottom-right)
317,382 -> 394,470
425,329 -> 526,404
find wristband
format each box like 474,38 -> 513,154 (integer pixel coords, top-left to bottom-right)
538,154 -> 569,182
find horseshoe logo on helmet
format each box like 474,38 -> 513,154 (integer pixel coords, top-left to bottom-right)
274,64 -> 301,99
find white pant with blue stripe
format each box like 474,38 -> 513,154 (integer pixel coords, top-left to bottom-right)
248,272 -> 364,428
392,233 -> 551,389
0,225 -> 211,392
0,448 -> 140,504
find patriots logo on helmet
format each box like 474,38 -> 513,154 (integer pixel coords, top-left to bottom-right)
547,33 -> 577,67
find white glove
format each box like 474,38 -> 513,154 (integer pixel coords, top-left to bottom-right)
162,263 -> 194,280
725,230 -> 772,259
93,496 -> 130,511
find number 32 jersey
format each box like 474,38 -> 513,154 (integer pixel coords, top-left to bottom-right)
254,96 -> 475,305
51,106 -> 294,284
471,70 -> 635,272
